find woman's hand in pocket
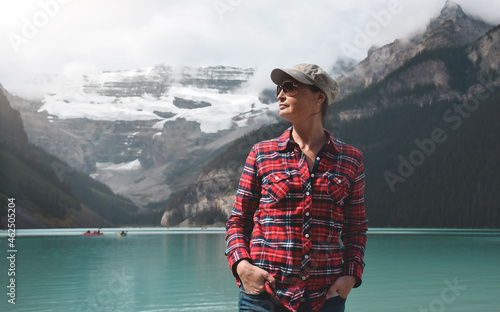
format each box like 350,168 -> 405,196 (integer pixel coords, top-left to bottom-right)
237,260 -> 276,294
326,275 -> 356,299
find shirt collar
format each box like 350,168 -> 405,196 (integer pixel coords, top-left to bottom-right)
277,127 -> 293,151
277,126 -> 341,153
323,128 -> 341,153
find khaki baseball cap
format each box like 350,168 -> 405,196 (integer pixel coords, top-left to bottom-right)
270,63 -> 340,105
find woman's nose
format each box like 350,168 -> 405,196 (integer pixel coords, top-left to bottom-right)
277,89 -> 286,101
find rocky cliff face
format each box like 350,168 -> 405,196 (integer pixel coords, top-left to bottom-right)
335,1 -> 498,121
338,0 -> 493,98
81,65 -> 254,98
422,0 -> 492,49
0,85 -> 28,152
160,169 -> 238,227
179,65 -> 254,92
467,25 -> 500,76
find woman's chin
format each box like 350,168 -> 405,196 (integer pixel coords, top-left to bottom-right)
278,110 -> 292,121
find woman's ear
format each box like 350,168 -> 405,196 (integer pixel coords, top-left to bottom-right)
317,91 -> 326,104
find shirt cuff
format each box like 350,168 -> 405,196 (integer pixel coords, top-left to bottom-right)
343,261 -> 364,288
231,258 -> 254,280
227,249 -> 252,277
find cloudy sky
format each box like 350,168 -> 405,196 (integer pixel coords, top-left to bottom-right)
1,0 -> 499,98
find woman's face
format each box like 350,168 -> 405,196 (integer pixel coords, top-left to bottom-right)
276,78 -> 325,125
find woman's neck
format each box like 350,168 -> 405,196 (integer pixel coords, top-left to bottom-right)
291,121 -> 327,152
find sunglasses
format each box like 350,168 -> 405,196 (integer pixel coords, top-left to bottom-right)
276,81 -> 299,97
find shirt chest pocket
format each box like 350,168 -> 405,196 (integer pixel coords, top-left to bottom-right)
327,173 -> 350,207
262,171 -> 291,204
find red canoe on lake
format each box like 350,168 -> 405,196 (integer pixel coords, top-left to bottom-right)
83,231 -> 103,236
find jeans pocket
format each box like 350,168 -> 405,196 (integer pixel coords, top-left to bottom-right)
320,295 -> 346,312
239,287 -> 277,312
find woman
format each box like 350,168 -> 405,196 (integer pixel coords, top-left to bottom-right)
226,64 -> 368,312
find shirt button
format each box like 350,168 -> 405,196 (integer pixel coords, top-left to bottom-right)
310,173 -> 315,178
302,276 -> 307,281
305,192 -> 310,196
305,212 -> 310,216
304,254 -> 309,259
305,233 -> 310,238
274,176 -> 279,181
316,157 -> 320,161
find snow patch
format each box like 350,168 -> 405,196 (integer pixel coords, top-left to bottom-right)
38,85 -> 271,134
96,159 -> 142,171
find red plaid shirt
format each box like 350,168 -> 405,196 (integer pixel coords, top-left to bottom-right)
226,127 -> 367,312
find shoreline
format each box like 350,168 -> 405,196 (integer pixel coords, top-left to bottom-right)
1,227 -> 499,237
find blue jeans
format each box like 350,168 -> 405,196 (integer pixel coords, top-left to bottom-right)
238,287 -> 346,312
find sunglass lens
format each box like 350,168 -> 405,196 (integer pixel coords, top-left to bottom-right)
283,82 -> 292,94
276,82 -> 296,97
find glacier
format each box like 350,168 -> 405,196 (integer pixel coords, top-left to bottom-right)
37,65 -> 275,134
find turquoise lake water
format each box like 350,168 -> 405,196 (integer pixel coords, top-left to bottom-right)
1,228 -> 499,311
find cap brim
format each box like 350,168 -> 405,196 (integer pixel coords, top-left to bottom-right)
271,68 -> 314,86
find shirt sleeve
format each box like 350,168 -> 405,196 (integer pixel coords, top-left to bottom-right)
341,152 -> 368,287
225,145 -> 261,277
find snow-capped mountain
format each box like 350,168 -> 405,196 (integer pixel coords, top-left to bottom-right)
39,65 -> 269,133
337,0 -> 493,99
9,65 -> 278,208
